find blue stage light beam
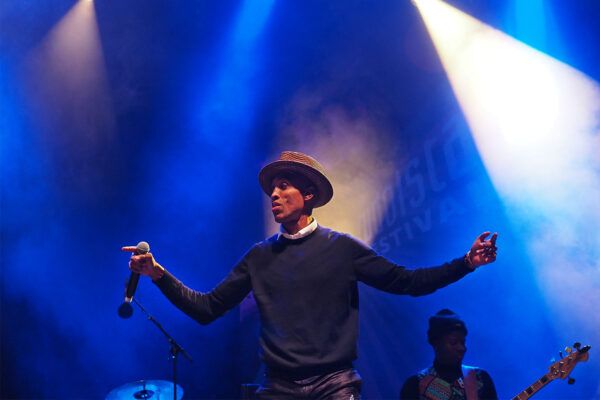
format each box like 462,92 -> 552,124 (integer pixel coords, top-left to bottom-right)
151,0 -> 276,245
232,0 -> 276,46
165,0 -> 276,227
191,0 -> 275,155
413,0 -> 600,346
509,0 -> 548,50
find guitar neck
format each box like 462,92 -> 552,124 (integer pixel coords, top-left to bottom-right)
511,373 -> 553,400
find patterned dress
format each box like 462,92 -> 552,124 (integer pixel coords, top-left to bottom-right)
400,364 -> 498,400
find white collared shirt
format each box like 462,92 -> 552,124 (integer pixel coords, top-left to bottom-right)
277,217 -> 318,240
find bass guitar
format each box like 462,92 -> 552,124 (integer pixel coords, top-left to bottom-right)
511,342 -> 590,400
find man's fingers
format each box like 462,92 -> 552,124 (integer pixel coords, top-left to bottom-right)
490,233 -> 498,245
477,231 -> 491,242
131,253 -> 152,262
123,248 -> 154,264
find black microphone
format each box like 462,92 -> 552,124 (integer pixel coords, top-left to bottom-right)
118,241 -> 150,319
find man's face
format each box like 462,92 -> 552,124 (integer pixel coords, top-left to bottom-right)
270,176 -> 309,224
433,330 -> 467,367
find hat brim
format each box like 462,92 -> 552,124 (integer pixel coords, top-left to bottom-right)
258,161 -> 333,208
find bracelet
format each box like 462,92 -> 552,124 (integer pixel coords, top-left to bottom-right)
464,251 -> 475,269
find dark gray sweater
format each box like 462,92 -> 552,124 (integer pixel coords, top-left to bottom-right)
154,225 -> 473,378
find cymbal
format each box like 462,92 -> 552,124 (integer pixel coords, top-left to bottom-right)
106,380 -> 183,400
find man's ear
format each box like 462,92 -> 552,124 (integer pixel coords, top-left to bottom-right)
304,186 -> 316,201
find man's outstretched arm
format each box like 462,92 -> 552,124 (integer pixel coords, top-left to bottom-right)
121,246 -> 251,325
353,231 -> 499,295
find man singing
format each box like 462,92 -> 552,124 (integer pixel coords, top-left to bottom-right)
123,151 -> 498,399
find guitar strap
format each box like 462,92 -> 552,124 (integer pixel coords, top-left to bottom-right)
419,374 -> 440,399
417,366 -> 479,400
418,374 -> 436,397
462,365 -> 478,400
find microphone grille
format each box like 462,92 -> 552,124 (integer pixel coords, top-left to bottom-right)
136,241 -> 150,255
118,302 -> 133,318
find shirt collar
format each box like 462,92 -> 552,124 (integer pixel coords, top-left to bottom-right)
277,217 -> 318,240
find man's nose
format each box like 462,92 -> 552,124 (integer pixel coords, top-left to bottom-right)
271,188 -> 280,199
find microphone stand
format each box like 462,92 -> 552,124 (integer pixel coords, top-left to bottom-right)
132,298 -> 193,400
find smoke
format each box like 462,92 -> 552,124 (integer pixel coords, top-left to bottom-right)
21,0 -> 118,203
416,0 -> 600,346
263,87 -> 402,244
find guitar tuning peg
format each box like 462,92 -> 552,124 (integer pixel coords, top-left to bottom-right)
559,351 -> 564,359
565,346 -> 573,354
568,377 -> 575,385
573,342 -> 581,350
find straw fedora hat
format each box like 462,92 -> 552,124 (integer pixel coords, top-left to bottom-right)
258,151 -> 333,208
